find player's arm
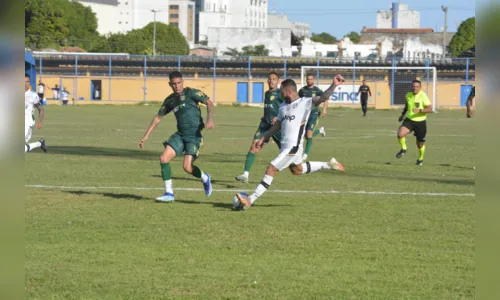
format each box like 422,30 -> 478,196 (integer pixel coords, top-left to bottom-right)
412,96 -> 433,114
318,90 -> 328,116
139,101 -> 169,148
368,86 -> 372,97
311,75 -> 344,106
254,121 -> 282,151
205,99 -> 215,129
34,102 -> 44,129
398,103 -> 408,122
357,86 -> 361,96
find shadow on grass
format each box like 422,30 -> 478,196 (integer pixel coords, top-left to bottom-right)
175,199 -> 291,209
48,146 -> 158,160
67,190 -> 148,201
150,175 -> 238,188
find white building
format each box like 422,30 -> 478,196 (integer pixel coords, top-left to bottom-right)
291,22 -> 310,38
377,3 -> 420,29
198,0 -> 268,42
208,28 -> 291,57
74,0 -> 170,34
268,14 -> 310,38
340,37 -> 378,58
169,0 -> 196,46
292,38 -> 338,57
403,38 -> 444,61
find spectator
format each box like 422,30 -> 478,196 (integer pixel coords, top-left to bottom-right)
37,80 -> 45,103
61,87 -> 70,105
51,84 -> 60,100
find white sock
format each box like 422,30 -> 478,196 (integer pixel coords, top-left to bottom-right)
301,161 -> 330,175
201,172 -> 209,183
250,174 -> 274,204
26,142 -> 41,152
243,171 -> 249,178
164,180 -> 173,194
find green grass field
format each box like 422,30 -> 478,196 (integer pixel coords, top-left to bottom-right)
25,105 -> 474,299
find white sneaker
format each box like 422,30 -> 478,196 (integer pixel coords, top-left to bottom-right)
235,174 -> 249,183
319,127 -> 326,137
302,154 -> 308,161
328,157 -> 345,172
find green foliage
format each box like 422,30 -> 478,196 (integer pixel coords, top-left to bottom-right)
310,32 -> 338,44
449,18 -> 475,57
344,31 -> 360,43
222,45 -> 270,57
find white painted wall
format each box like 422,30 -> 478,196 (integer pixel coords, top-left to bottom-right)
208,28 -> 291,57
340,38 -> 378,58
199,11 -> 228,41
293,38 -> 338,57
403,38 -> 444,60
376,3 -> 420,29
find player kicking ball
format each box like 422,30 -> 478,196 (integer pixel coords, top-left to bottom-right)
25,75 -> 48,153
139,71 -> 214,202
235,75 -> 346,210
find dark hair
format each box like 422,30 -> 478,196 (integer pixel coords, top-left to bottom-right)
306,74 -> 315,78
269,71 -> 280,78
169,71 -> 183,81
25,74 -> 30,79
412,80 -> 422,85
281,79 -> 297,90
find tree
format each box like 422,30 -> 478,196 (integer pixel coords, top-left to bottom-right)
449,17 -> 475,57
344,31 -> 360,43
241,45 -> 270,56
222,47 -> 240,56
25,0 -> 70,49
310,32 -> 337,44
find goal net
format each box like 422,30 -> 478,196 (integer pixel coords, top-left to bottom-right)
300,66 -> 438,112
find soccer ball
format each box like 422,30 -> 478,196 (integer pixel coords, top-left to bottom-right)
233,192 -> 249,210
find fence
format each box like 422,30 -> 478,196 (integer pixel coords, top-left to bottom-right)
34,53 -> 475,108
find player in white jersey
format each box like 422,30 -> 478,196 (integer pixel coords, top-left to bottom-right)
235,75 -> 346,210
25,75 -> 47,153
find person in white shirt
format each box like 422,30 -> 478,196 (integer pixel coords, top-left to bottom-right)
61,87 -> 70,105
235,74 -> 347,210
25,75 -> 47,153
37,80 -> 45,103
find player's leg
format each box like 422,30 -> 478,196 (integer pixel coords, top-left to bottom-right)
236,162 -> 280,210
24,124 -> 47,153
290,148 -> 345,175
235,122 -> 269,183
396,120 -> 412,158
183,136 -> 212,196
156,134 -> 181,202
361,99 -> 368,116
303,114 -> 319,160
414,121 -> 427,166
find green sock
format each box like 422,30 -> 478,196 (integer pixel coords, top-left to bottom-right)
305,137 -> 313,155
312,129 -> 320,137
161,163 -> 172,181
418,145 -> 426,160
192,166 -> 202,178
244,152 -> 256,172
398,137 -> 407,150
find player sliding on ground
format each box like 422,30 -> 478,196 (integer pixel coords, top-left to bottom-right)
138,71 -> 214,202
235,75 -> 346,210
235,71 -> 283,183
395,80 -> 433,166
298,74 -> 327,161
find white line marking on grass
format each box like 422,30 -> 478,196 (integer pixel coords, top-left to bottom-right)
25,184 -> 474,197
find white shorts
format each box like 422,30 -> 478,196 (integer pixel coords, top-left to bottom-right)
25,123 -> 33,143
270,147 -> 304,171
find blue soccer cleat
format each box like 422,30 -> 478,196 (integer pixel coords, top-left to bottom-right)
155,192 -> 175,202
203,173 -> 212,196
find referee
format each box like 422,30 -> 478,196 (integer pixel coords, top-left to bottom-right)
357,80 -> 372,116
395,80 -> 433,166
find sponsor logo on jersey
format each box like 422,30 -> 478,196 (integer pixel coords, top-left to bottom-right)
270,96 -> 275,101
282,115 -> 296,122
173,103 -> 186,112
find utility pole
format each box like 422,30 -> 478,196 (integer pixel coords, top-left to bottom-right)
441,6 -> 448,60
151,10 -> 161,56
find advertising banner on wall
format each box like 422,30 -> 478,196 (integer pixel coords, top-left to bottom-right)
318,84 -> 360,104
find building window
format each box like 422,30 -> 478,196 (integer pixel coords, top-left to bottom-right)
171,22 -> 179,27
169,14 -> 179,18
169,5 -> 179,9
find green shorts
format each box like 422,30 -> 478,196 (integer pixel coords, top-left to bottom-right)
253,120 -> 281,149
163,131 -> 203,158
306,112 -> 319,132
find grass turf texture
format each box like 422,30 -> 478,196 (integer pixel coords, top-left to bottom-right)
26,105 -> 474,299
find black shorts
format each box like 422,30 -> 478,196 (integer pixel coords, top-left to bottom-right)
402,119 -> 427,142
38,93 -> 44,100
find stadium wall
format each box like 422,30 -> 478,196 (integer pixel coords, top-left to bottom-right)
40,75 -> 472,109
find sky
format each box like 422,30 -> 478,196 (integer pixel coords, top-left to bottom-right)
268,0 -> 476,38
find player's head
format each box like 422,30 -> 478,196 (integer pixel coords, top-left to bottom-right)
169,71 -> 184,94
280,79 -> 298,101
306,74 -> 315,87
267,71 -> 280,89
412,80 -> 422,95
25,74 -> 30,91
362,79 -> 366,85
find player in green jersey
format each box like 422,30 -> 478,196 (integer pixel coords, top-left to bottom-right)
235,71 -> 283,183
466,86 -> 475,118
139,71 -> 215,202
298,74 -> 327,161
395,80 -> 433,166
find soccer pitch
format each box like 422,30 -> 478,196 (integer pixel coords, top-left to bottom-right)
25,105 -> 474,299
